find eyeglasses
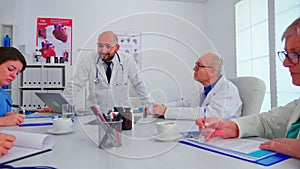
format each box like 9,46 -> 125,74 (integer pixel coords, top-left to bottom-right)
97,43 -> 116,49
194,62 -> 213,69
277,51 -> 300,64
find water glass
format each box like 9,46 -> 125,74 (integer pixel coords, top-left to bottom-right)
62,104 -> 75,122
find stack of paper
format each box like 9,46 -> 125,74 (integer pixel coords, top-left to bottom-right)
0,130 -> 53,164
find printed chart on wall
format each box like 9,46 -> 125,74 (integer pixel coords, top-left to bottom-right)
116,32 -> 141,69
36,18 -> 72,65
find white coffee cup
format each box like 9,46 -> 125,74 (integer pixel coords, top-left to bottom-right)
156,121 -> 176,138
53,118 -> 73,132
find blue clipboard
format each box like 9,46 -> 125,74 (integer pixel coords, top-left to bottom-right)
179,140 -> 290,166
0,149 -> 52,165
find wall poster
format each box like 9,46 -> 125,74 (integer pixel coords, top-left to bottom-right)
36,18 -> 72,65
116,32 -> 141,69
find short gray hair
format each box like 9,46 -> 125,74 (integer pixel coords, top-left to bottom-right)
205,52 -> 223,76
281,17 -> 300,41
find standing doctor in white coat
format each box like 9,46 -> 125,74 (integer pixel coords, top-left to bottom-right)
153,52 -> 242,120
63,31 -> 150,114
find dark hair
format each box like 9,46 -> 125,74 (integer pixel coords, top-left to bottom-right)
0,47 -> 27,72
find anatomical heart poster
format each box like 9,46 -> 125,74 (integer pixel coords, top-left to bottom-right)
36,18 -> 72,65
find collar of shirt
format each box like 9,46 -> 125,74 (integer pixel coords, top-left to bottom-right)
204,75 -> 222,97
102,61 -> 114,71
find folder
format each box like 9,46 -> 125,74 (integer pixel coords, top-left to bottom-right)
52,68 -> 62,87
56,68 -> 63,87
42,67 -> 48,86
33,67 -> 42,87
47,68 -> 53,86
27,68 -> 33,86
178,137 -> 290,166
22,69 -> 28,87
22,90 -> 32,108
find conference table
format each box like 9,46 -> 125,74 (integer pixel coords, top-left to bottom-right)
3,113 -> 300,169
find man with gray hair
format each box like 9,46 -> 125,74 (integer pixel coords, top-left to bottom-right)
153,52 -> 242,120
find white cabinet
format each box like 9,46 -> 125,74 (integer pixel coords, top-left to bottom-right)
19,63 -> 65,109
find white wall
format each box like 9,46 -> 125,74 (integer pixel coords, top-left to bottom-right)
0,1 -> 15,23
0,0 -> 237,105
205,0 -> 240,77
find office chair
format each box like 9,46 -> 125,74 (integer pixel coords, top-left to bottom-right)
228,76 -> 266,116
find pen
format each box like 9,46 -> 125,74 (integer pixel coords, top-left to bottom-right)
6,99 -> 25,114
19,122 -> 53,127
199,108 -> 208,142
203,107 -> 207,127
5,99 -> 12,107
25,115 -> 55,119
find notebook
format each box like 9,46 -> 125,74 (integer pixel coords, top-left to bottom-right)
0,130 -> 53,164
178,136 -> 290,166
35,92 -> 69,113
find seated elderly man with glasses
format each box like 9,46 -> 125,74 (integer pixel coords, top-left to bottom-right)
153,52 -> 242,120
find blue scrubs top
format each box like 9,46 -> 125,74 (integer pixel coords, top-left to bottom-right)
0,87 -> 11,117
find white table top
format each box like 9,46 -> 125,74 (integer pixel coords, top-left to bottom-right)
2,114 -> 300,169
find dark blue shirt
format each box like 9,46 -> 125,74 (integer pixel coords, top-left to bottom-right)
204,76 -> 222,97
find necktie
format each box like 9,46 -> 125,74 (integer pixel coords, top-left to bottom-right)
105,61 -> 112,83
286,117 -> 300,139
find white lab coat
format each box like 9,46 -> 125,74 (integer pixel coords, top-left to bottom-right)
164,75 -> 242,120
63,52 -> 150,114
233,98 -> 300,139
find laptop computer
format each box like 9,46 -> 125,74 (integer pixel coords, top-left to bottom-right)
35,92 -> 69,113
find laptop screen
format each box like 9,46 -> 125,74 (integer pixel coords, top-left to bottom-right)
35,92 -> 69,113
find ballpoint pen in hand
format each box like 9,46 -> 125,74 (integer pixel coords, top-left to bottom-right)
199,107 -> 207,142
203,107 -> 207,127
6,99 -> 25,114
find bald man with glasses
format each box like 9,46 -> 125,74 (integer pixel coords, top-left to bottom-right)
153,52 -> 242,120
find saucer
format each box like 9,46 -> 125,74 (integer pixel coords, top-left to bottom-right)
48,128 -> 74,135
153,133 -> 182,142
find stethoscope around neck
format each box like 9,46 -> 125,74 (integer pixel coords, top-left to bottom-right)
94,52 -> 124,85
